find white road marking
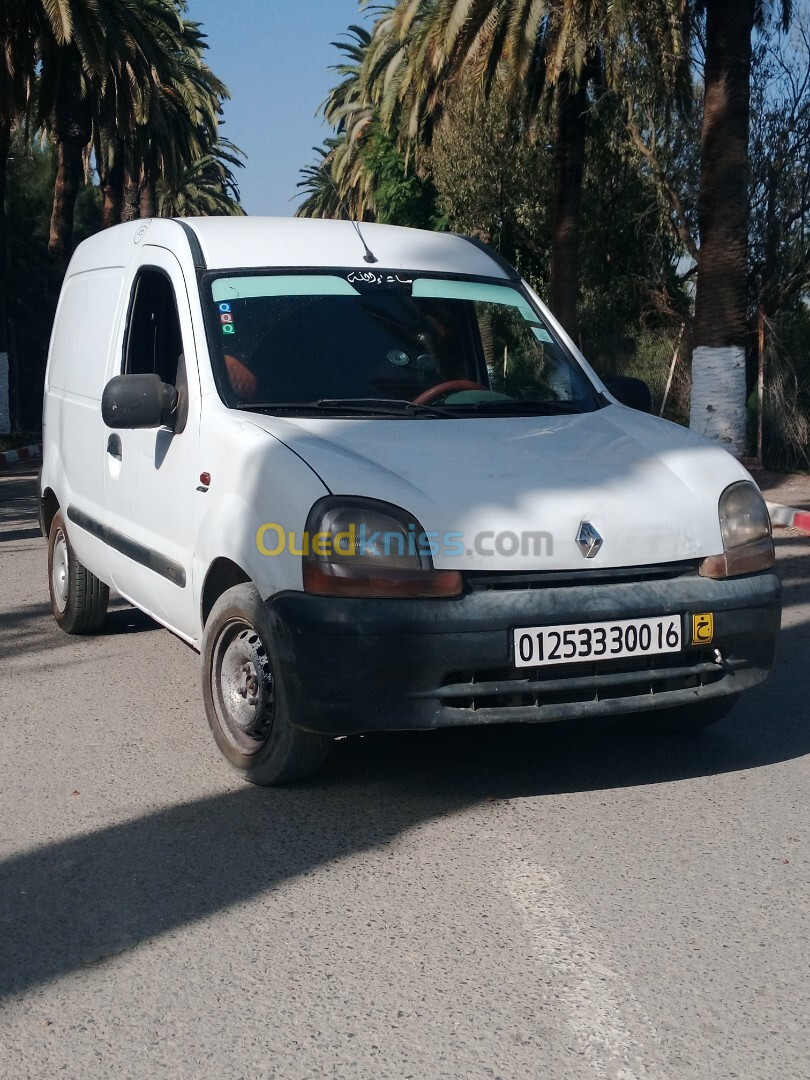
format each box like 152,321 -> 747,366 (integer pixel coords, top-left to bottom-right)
505,859 -> 661,1078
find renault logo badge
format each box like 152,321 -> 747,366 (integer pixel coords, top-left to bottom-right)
577,522 -> 603,559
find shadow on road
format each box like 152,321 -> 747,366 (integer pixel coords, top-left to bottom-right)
0,599 -> 161,663
2,467 -> 809,1004
0,526 -> 43,544
2,622 -> 809,1004
0,470 -> 40,526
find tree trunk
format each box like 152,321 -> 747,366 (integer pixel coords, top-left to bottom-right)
690,0 -> 755,455
122,170 -> 142,222
100,146 -> 124,228
0,122 -> 11,435
120,140 -> 141,223
48,80 -> 93,267
137,145 -> 159,218
549,73 -> 588,337
139,164 -> 157,219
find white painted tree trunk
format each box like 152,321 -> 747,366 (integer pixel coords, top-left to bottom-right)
689,344 -> 747,456
0,352 -> 10,435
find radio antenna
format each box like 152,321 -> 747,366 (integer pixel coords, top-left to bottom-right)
324,167 -> 378,264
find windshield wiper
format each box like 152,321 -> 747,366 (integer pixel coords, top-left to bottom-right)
317,397 -> 455,417
235,398 -> 453,418
455,399 -> 587,415
237,401 -> 322,412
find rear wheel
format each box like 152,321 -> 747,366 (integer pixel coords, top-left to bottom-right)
637,695 -> 739,732
201,583 -> 330,785
47,511 -> 109,634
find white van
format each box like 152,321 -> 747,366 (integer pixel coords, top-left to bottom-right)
40,217 -> 781,784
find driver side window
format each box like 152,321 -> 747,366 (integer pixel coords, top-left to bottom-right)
124,268 -> 184,386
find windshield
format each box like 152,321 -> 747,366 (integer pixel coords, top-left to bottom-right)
204,271 -> 601,417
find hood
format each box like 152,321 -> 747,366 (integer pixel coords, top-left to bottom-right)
244,405 -> 751,572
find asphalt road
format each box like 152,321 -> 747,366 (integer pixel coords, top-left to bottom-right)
1,465 -> 808,1080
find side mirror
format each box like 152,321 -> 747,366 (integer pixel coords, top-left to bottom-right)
102,374 -> 178,430
603,375 -> 653,414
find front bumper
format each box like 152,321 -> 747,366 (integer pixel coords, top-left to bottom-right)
267,569 -> 781,735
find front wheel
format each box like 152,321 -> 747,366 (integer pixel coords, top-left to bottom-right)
47,511 -> 109,634
637,695 -> 739,732
201,583 -> 330,785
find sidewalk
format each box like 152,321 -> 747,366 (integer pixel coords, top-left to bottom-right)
753,469 -> 810,512
751,468 -> 810,534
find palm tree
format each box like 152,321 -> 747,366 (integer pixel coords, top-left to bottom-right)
31,0 -> 239,251
322,25 -> 375,133
354,0 -> 792,452
356,0 -> 686,334
689,0 -> 792,454
1,4 -> 41,250
133,15 -> 232,220
92,8 -> 236,227
1,6 -> 28,372
157,143 -> 245,217
35,0 -> 200,262
0,1 -> 70,413
297,139 -> 351,219
298,25 -> 392,222
92,0 -> 188,228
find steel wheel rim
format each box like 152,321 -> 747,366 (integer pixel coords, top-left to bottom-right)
51,530 -> 69,613
210,618 -> 275,755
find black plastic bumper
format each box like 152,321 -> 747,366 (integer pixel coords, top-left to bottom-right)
267,571 -> 782,735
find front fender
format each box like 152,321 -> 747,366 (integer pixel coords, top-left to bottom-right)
193,456 -> 329,614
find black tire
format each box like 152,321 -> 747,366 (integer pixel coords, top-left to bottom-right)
201,583 -> 330,785
637,695 -> 739,732
47,511 -> 109,634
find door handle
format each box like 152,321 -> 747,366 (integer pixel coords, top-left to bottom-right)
107,434 -> 122,461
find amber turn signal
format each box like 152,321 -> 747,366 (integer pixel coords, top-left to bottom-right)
303,562 -> 463,598
699,537 -> 775,579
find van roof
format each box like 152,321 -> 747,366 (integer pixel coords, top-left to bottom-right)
68,217 -> 515,280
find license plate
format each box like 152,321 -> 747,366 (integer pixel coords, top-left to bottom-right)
513,615 -> 683,669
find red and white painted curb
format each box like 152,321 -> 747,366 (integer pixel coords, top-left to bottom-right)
767,502 -> 810,535
0,443 -> 42,468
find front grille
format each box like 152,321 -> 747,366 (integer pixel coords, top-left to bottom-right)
464,561 -> 699,591
436,649 -> 730,711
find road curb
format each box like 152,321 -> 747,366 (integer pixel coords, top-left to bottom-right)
0,443 -> 42,468
767,501 -> 810,535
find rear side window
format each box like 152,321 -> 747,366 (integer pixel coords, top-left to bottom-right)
123,268 -> 184,386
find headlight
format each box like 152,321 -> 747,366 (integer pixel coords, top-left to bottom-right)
302,497 -> 462,598
699,481 -> 774,579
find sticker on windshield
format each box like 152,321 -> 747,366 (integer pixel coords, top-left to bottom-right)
347,271 -> 414,286
212,276 -> 360,302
